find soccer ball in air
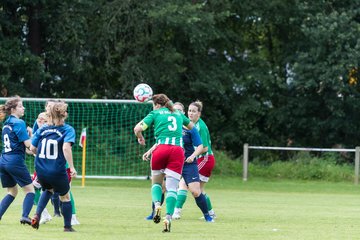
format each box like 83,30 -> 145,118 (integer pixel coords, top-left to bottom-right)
133,83 -> 153,102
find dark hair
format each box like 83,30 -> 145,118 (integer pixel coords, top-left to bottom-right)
0,95 -> 22,121
190,100 -> 203,112
152,94 -> 174,112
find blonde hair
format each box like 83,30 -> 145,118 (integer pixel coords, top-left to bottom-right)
38,112 -> 48,122
0,96 -> 22,121
47,102 -> 68,125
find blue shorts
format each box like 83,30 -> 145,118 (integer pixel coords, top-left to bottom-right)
37,173 -> 70,196
182,163 -> 200,185
0,162 -> 32,188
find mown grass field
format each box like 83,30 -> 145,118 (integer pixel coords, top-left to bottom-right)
1,177 -> 360,240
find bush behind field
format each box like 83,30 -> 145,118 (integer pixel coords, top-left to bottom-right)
213,150 -> 354,182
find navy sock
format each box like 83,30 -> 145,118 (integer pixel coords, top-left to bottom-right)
0,194 -> 15,218
52,192 -> 61,215
36,190 -> 52,216
22,192 -> 35,218
195,193 -> 209,215
61,201 -> 72,228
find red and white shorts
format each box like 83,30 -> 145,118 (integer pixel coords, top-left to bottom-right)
151,144 -> 184,180
198,154 -> 215,182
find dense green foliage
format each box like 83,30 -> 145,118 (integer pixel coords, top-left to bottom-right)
1,1 -> 360,157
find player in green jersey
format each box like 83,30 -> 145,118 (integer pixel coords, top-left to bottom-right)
134,94 -> 194,233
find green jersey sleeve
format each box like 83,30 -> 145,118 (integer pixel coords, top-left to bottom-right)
196,118 -> 213,155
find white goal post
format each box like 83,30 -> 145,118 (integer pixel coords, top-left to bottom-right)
243,143 -> 360,185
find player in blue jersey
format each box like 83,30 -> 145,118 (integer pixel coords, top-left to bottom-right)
30,101 -> 77,232
172,102 -> 213,222
32,100 -> 80,225
0,96 -> 35,225
31,112 -> 53,224
181,100 -> 217,219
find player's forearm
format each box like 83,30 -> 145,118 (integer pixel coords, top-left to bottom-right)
134,124 -> 144,138
192,144 -> 204,158
63,144 -> 74,168
201,146 -> 209,154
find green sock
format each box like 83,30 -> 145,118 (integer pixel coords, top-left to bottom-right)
70,191 -> 76,214
205,194 -> 213,211
34,188 -> 41,205
175,190 -> 188,208
166,191 -> 177,215
151,184 -> 163,203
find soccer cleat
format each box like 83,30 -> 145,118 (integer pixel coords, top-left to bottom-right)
200,212 -> 217,220
64,227 -> 76,232
162,218 -> 171,233
20,216 -> 31,225
153,206 -> 161,224
145,212 -> 154,220
71,214 -> 80,225
172,208 -> 181,220
31,214 -> 40,229
40,208 -> 52,224
204,215 -> 215,223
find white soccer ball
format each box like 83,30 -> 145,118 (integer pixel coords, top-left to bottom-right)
133,83 -> 153,102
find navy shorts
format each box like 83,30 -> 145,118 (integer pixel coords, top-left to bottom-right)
37,173 -> 70,196
0,162 -> 32,188
182,163 -> 200,185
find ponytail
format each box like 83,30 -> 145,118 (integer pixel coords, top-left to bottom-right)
152,94 -> 175,112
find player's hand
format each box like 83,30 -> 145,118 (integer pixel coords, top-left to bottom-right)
185,156 -> 195,163
142,151 -> 151,161
27,126 -> 33,137
70,168 -> 77,178
137,136 -> 145,145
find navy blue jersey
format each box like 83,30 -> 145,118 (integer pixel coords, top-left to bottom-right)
182,127 -> 202,162
32,124 -> 75,176
1,116 -> 30,163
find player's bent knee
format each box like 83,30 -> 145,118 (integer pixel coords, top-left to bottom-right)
190,189 -> 201,198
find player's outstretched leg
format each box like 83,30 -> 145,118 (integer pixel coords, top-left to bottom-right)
162,214 -> 172,233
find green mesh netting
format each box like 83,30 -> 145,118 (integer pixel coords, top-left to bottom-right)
0,98 -> 155,178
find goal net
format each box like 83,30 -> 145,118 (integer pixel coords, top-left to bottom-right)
0,98 -> 154,179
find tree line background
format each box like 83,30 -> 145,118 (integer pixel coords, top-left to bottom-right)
1,0 -> 360,158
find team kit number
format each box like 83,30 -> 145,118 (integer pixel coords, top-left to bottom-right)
167,116 -> 178,131
38,138 -> 58,160
3,134 -> 11,152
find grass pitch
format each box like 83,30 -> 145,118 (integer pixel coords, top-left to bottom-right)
1,177 -> 360,240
